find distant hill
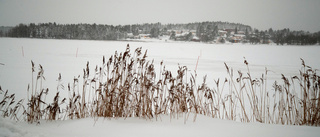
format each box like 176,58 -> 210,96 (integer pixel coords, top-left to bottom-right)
1,21 -> 319,45
1,21 -> 251,40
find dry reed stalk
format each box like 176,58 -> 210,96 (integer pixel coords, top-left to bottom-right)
1,45 -> 320,127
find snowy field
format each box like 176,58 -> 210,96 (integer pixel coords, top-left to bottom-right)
1,38 -> 320,100
1,38 -> 320,137
1,114 -> 320,137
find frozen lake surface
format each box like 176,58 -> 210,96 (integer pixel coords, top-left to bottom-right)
0,37 -> 320,101
1,38 -> 320,137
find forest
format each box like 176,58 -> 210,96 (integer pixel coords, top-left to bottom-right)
0,21 -> 319,45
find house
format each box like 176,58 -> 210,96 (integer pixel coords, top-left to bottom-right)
224,29 -> 234,33
215,37 -> 226,43
138,34 -> 151,39
174,32 -> 193,41
126,33 -> 134,39
229,34 -> 246,43
191,36 -> 200,42
218,30 -> 227,38
237,31 -> 245,35
261,34 -> 272,44
190,30 -> 197,35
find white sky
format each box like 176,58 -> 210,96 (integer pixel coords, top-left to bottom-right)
0,0 -> 320,32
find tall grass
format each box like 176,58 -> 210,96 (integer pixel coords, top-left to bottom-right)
0,86 -> 24,121
0,45 -> 319,126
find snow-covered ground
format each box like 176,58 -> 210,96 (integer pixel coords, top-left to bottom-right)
1,114 -> 320,137
1,38 -> 320,136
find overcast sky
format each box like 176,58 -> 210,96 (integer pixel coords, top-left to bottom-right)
0,0 -> 319,32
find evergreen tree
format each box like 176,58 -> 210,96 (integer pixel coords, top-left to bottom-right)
150,27 -> 159,38
213,25 -> 218,37
245,28 -> 249,37
206,24 -> 214,41
170,31 -> 176,40
186,32 -> 193,41
235,27 -> 238,34
196,23 -> 204,38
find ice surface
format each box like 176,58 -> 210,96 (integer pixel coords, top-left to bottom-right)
1,38 -> 320,137
1,38 -> 319,101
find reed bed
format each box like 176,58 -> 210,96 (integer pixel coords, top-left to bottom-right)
0,45 -> 319,126
0,86 -> 24,121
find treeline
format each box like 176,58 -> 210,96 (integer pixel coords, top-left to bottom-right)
1,22 -> 320,45
246,28 -> 320,45
0,26 -> 12,37
271,28 -> 320,45
6,23 -> 127,40
2,21 -> 251,40
4,22 -> 165,40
